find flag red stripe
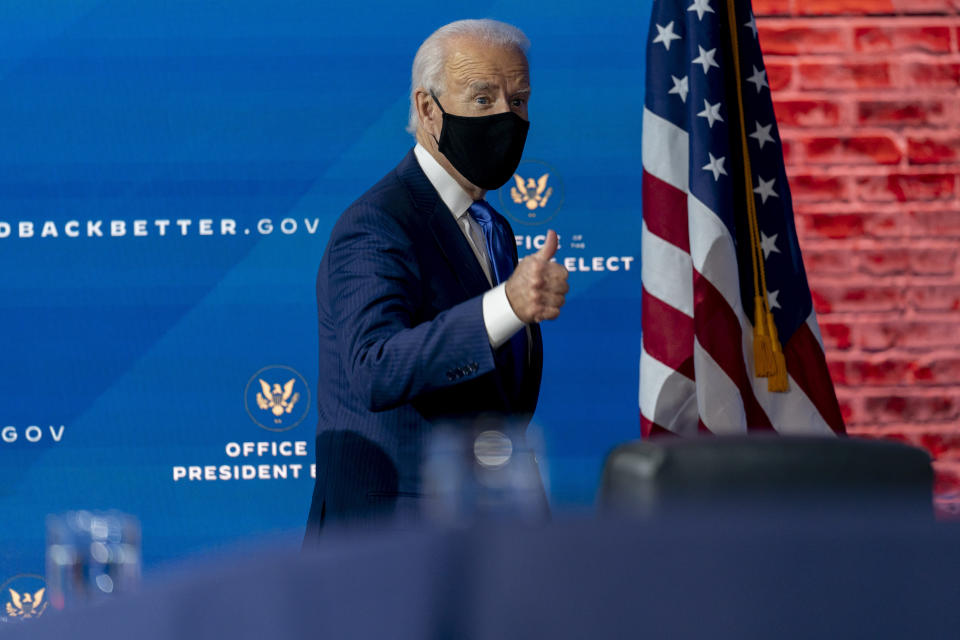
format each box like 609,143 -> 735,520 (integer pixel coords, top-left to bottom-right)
642,169 -> 689,252
692,270 -> 775,431
642,286 -> 696,380
784,323 -> 847,435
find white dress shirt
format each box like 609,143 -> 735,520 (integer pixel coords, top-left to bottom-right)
413,143 -> 526,349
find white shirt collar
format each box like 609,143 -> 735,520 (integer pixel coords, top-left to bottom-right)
413,143 -> 474,219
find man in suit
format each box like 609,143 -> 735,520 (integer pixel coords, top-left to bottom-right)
305,19 -> 568,535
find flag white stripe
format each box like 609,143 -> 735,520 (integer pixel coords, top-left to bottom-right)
755,374 -> 836,435
642,220 -> 694,317
693,338 -> 748,434
642,108 -> 688,192
687,193 -> 743,312
640,346 -> 699,436
746,312 -> 835,436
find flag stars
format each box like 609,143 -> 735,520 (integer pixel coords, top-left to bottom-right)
669,75 -> 689,103
702,153 -> 727,181
744,14 -> 758,39
653,21 -> 682,51
760,231 -> 780,259
746,65 -> 769,93
697,99 -> 724,128
692,46 -> 720,75
767,289 -> 781,310
687,0 -> 715,21
753,176 -> 778,204
749,121 -> 775,149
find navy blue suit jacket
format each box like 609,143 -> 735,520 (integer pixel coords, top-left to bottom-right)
306,150 -> 543,532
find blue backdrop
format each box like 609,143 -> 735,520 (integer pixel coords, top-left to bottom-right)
0,0 -> 651,581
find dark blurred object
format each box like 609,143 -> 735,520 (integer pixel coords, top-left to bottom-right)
599,435 -> 934,517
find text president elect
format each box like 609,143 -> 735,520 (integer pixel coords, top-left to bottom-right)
305,19 -> 568,535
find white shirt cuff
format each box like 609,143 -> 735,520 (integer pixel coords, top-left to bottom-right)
482,283 -> 526,348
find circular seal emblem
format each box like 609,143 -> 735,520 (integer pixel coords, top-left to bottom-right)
244,365 -> 311,432
497,159 -> 565,226
0,574 -> 48,623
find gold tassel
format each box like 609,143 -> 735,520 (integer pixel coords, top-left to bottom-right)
725,0 -> 778,387
766,311 -> 789,392
753,296 -> 776,377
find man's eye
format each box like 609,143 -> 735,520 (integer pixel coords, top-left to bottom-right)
511,97 -> 527,107
475,96 -> 490,105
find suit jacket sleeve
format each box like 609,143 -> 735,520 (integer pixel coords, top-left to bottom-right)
325,201 -> 497,412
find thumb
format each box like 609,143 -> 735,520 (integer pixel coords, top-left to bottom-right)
535,229 -> 558,261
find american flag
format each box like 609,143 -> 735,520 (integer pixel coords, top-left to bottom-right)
640,0 -> 845,437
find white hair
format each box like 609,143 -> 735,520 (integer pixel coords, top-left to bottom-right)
407,19 -> 530,135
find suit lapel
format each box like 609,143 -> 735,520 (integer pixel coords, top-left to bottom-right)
396,150 -> 491,298
427,201 -> 491,296
395,149 -> 519,410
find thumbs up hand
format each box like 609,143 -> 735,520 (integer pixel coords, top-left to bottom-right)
535,228 -> 559,261
505,229 -> 569,324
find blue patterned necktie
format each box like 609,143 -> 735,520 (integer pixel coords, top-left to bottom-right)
468,199 -> 528,392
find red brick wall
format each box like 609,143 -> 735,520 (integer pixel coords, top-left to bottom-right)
754,0 -> 960,517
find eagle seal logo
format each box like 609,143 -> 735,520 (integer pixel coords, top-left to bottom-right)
497,159 -> 564,226
256,378 -> 300,421
510,173 -> 553,211
1,575 -> 47,623
245,365 -> 311,432
6,588 -> 46,619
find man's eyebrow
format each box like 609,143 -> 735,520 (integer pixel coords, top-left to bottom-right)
467,81 -> 530,96
468,81 -> 497,92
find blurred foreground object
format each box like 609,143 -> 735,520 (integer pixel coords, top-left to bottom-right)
45,510 -> 141,610
422,425 -> 548,526
600,436 -> 933,517
8,513 -> 959,640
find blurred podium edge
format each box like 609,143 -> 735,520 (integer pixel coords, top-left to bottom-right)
598,435 -> 935,519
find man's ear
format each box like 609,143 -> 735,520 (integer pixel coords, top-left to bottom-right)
415,89 -> 440,134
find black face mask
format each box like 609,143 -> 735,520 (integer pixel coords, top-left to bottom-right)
431,92 -> 529,191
